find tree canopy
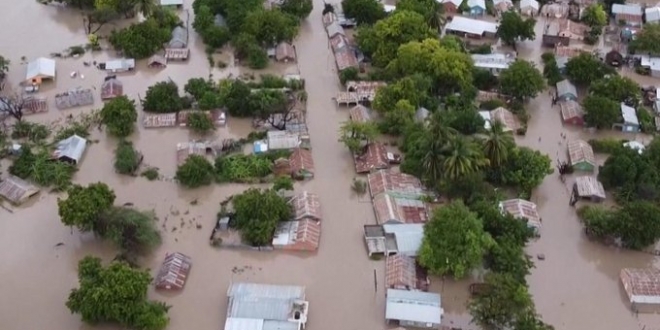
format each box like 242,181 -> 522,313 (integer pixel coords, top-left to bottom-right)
232,188 -> 292,246
499,60 -> 545,101
582,4 -> 607,27
630,23 -> 660,55
565,53 -> 615,85
109,17 -> 173,59
175,155 -> 215,188
66,256 -> 169,330
356,10 -> 434,67
589,75 -> 640,106
58,183 -> 116,232
242,9 -> 299,46
418,201 -> 493,278
100,96 -> 138,137
280,0 -> 313,19
341,0 -> 386,25
142,81 -> 183,113
579,201 -> 660,250
469,272 -> 535,329
338,120 -> 379,153
187,112 -> 216,134
582,95 -> 621,129
497,11 -> 536,47
494,147 -> 553,197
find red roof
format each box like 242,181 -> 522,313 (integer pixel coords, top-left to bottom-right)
289,148 -> 315,175
291,191 -> 322,221
155,252 -> 192,291
349,105 -> 372,123
279,219 -> 321,252
367,169 -> 424,197
621,268 -> 660,303
386,255 -> 417,289
354,143 -> 389,174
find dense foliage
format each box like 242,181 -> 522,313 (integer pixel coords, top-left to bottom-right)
187,112 -> 216,134
114,140 -> 142,175
175,155 -> 215,188
497,11 -> 536,47
215,154 -> 274,182
341,0 -> 386,25
58,182 -> 116,231
67,256 -> 169,330
9,146 -> 77,190
100,96 -> 138,137
109,17 -> 175,59
498,60 -> 545,101
579,202 -> 660,250
142,81 -> 183,113
630,23 -> 660,55
565,53 -> 614,85
232,188 -> 291,246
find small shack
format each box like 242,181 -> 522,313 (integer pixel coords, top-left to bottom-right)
143,113 -> 177,128
559,100 -> 584,126
101,76 -> 123,100
55,88 -> 94,110
499,199 -> 541,235
268,131 -> 301,150
567,140 -> 596,172
616,103 -> 641,133
148,55 -> 167,68
289,148 -> 314,179
165,48 -> 190,61
490,107 -> 520,132
168,26 -> 188,49
349,105 -> 372,123
385,255 -> 429,291
620,268 -> 660,311
26,57 -> 56,85
155,252 -> 192,291
556,79 -> 577,101
101,58 -> 135,73
53,135 -> 87,165
385,289 -> 443,328
176,142 -> 207,166
0,175 -> 40,205
22,97 -> 48,115
275,42 -> 296,62
467,0 -> 486,15
572,176 -> 606,203
354,143 -> 389,174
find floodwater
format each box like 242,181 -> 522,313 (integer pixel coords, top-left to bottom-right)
0,1 -> 659,330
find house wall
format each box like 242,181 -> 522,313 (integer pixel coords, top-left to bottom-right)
622,123 -> 641,133
399,320 -> 440,328
573,161 -> 594,172
563,116 -> 584,126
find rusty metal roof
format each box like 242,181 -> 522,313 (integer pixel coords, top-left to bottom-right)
0,175 -> 40,205
273,220 -> 321,252
490,107 -> 520,132
289,148 -> 314,174
559,100 -> 583,121
368,169 -> 424,198
621,268 -> 660,304
499,199 -> 541,227
386,255 -> 417,290
568,140 -> 595,167
349,105 -> 372,123
143,113 -> 177,128
574,176 -> 606,199
354,143 -> 389,174
155,252 -> 192,291
373,193 -> 429,224
290,191 -> 322,221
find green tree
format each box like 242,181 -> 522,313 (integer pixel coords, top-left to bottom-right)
396,0 -> 445,30
486,239 -> 534,283
373,75 -> 432,112
242,9 -> 298,46
630,23 -> 660,55
469,272 -> 535,329
341,0 -> 386,25
280,0 -> 313,19
99,206 -> 162,255
614,201 -> 660,249
273,176 -> 294,191
142,81 -> 183,113
470,201 -> 532,246
597,148 -> 640,189
108,18 -> 171,59
565,53 -> 615,85
473,68 -> 499,91
0,55 -> 10,81
232,188 -> 291,246
484,121 -> 515,167
355,10 -> 434,67
100,96 -> 137,137
223,80 -> 254,117
66,256 -> 169,330
338,120 -> 379,153
175,155 -> 215,188
442,136 -> 489,180
499,147 -> 553,195
499,60 -> 545,101
381,99 -> 416,135
134,0 -> 156,16
497,11 -> 536,48
445,107 -> 486,135
582,3 -> 607,27
423,114 -> 457,183
582,95 -> 621,129
418,201 -> 493,278
187,112 -> 216,134
198,91 -> 221,110
184,77 -> 215,100
589,76 -> 640,105
114,140 -> 142,175
58,183 -> 116,231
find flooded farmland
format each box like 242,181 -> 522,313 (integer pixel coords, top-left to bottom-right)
0,1 -> 659,330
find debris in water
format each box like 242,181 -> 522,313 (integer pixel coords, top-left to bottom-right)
184,210 -> 189,215
175,238 -> 178,242
537,253 -> 545,260
171,227 -> 177,232
123,202 -> 134,207
54,242 -> 65,247
196,224 -> 203,229
190,199 -> 198,205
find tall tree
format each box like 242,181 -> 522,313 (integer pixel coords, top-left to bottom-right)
630,23 -> 660,55
499,147 -> 553,195
341,0 -> 386,25
582,3 -> 607,27
423,113 -> 457,183
442,136 -> 489,180
232,188 -> 291,246
0,55 -> 9,82
589,76 -> 640,106
58,183 -> 116,232
484,121 -> 515,167
499,60 -> 545,101
175,155 -> 215,188
67,256 -> 169,330
100,96 -> 138,137
418,201 -> 493,278
564,53 -> 614,85
142,81 -> 182,113
338,121 -> 379,153
582,95 -> 621,129
280,0 -> 313,19
396,0 -> 445,30
242,9 -> 299,46
497,11 -> 536,48
469,272 -> 535,329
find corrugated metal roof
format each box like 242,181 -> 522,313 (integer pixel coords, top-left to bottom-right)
621,103 -> 639,126
224,318 -> 264,330
54,134 -> 87,164
556,79 -> 577,98
383,224 -> 424,256
263,320 -> 299,330
620,268 -> 660,304
612,4 -> 642,16
386,289 -> 442,324
445,16 -> 497,35
647,7 -> 660,23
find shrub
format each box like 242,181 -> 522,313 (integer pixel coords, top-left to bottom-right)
114,140 -> 142,175
588,138 -> 626,154
175,155 -> 215,188
187,112 -> 215,134
272,176 -> 294,191
215,154 -> 273,182
11,121 -> 50,142
141,168 -> 160,181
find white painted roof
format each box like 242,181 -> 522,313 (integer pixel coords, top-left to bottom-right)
621,103 -> 639,126
471,53 -> 514,70
160,0 -> 183,5
26,57 -> 56,81
384,5 -> 396,12
520,0 -> 539,10
383,224 -> 424,257
445,16 -> 498,35
386,289 -> 443,324
468,0 -> 486,9
646,7 -> 660,23
612,3 -> 642,16
54,134 -> 87,164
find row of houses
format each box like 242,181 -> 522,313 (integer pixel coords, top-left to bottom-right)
142,109 -> 227,129
323,14 -> 360,72
272,191 -> 322,251
439,0 -> 539,16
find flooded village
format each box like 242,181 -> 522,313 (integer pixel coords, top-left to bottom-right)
2,0 -> 660,330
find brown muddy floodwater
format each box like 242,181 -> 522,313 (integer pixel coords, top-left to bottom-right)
1,1 -> 659,330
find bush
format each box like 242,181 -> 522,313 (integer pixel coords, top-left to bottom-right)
339,67 -> 359,85
273,176 -> 294,191
108,18 -> 171,59
175,155 -> 215,188
187,112 -> 216,134
215,154 -> 273,182
54,120 -> 92,142
11,147 -> 76,190
588,138 -> 626,153
541,52 -> 555,64
11,121 -> 50,142
247,45 -> 268,69
114,140 -> 142,175
141,168 -> 160,181
100,96 -> 138,137
143,81 -> 183,113
233,188 -> 291,246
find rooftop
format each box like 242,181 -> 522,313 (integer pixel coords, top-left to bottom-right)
559,100 -> 583,121
621,103 -> 639,126
272,220 -> 321,252
53,134 -> 87,164
0,175 -> 40,205
289,148 -> 314,175
620,268 -> 660,304
445,16 -> 498,36
383,223 -> 424,256
290,191 -> 322,221
471,53 -> 514,70
349,105 -> 372,123
368,169 -> 425,199
386,289 -> 443,325
155,252 -> 192,291
556,79 -> 577,97
612,3 -> 642,16
499,199 -> 541,228
568,140 -> 595,167
385,255 -> 417,290
354,143 -> 389,174
373,193 -> 429,224
490,107 -> 520,132
574,176 -> 606,199
143,113 -> 177,128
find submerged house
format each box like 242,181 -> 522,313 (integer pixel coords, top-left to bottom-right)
385,255 -> 429,291
53,135 -> 87,165
520,0 -> 540,16
559,100 -> 584,126
268,131 -> 301,150
383,224 -> 425,257
572,176 -> 606,203
143,113 -> 177,128
349,105 -> 373,123
224,283 -> 309,330
275,42 -> 296,62
499,199 -> 541,234
620,268 -> 660,309
176,142 -> 207,166
440,0 -> 461,13
615,103 -> 640,133
102,58 -> 135,73
159,0 -> 183,8
467,0 -> 486,15
490,107 -> 520,132
291,191 -> 322,222
445,16 -> 498,39
272,219 -> 321,251
385,289 -> 443,328
26,57 -> 56,85
373,193 -> 429,224
168,26 -> 188,49
612,4 -> 643,26
55,88 -> 94,110
289,148 -> 315,179
472,53 -> 515,76
556,79 -> 577,101
567,140 -> 596,172
0,175 -> 40,205
354,143 -> 390,174
101,76 -> 123,100
155,252 -> 192,291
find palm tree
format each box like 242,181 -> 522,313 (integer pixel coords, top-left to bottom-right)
134,0 -> 155,17
483,121 -> 515,168
442,136 -> 489,180
423,114 -> 457,183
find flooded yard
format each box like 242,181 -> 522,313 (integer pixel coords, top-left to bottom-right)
1,1 -> 660,330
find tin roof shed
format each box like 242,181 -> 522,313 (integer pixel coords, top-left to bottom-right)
556,79 -> 577,100
169,26 -> 188,49
355,143 -> 389,174
499,199 -> 541,230
289,148 -> 314,179
385,255 -> 417,290
155,252 -> 192,291
268,131 -> 301,150
26,57 -> 56,82
385,289 -> 443,326
568,140 -> 596,171
383,224 -> 424,257
0,175 -> 40,205
368,169 -> 425,199
574,176 -> 606,200
53,135 -> 87,165
373,193 -> 429,224
490,107 -> 520,132
272,219 -> 321,252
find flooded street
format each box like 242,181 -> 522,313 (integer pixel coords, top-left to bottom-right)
1,1 -> 660,330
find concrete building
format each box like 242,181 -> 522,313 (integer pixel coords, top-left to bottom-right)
385,289 -> 443,328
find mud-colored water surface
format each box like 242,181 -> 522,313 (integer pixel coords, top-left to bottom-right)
1,1 -> 660,330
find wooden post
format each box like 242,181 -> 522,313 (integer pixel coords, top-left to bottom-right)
373,269 -> 377,293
